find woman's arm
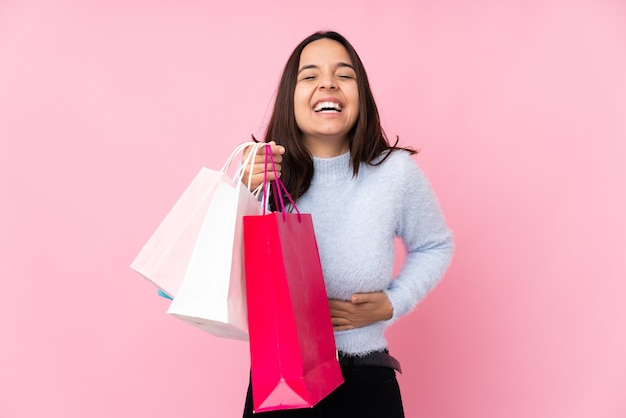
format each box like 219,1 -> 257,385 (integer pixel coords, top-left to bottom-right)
383,156 -> 454,323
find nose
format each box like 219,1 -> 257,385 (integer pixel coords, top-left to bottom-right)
319,74 -> 337,90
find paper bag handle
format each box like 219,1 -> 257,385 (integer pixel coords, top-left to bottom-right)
262,144 -> 301,222
221,142 -> 266,191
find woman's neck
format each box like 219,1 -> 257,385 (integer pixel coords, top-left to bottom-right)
303,136 -> 349,158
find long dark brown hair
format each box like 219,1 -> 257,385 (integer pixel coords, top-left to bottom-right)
261,31 -> 416,203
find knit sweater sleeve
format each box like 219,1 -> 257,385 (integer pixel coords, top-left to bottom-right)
383,154 -> 454,323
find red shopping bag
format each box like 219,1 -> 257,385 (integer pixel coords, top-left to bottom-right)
243,148 -> 343,412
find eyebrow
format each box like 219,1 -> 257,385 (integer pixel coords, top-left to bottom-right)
297,62 -> 355,74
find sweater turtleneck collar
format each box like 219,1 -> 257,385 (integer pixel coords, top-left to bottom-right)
311,151 -> 353,181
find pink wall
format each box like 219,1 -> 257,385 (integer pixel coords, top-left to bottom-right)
2,1 -> 625,417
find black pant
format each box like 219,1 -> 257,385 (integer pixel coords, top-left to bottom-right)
242,365 -> 405,418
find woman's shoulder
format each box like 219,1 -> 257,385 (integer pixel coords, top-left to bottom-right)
370,148 -> 420,174
363,148 -> 431,194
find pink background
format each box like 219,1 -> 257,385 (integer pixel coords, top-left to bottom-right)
2,0 -> 625,417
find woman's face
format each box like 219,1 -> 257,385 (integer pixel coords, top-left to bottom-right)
294,38 -> 360,154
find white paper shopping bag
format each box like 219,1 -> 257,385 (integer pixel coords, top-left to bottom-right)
130,142 -> 263,298
130,168 -> 223,297
165,142 -> 267,340
166,176 -> 263,340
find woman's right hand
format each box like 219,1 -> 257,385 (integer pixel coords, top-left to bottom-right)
241,141 -> 285,191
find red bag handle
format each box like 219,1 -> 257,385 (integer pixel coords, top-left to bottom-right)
262,144 -> 301,222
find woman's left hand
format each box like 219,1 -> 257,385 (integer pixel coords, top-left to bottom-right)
328,292 -> 393,331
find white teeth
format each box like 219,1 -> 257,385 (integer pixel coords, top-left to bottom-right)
314,101 -> 342,112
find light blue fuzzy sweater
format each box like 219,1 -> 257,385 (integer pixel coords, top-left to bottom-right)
296,150 -> 454,356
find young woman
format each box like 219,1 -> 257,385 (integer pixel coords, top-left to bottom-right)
242,31 -> 454,417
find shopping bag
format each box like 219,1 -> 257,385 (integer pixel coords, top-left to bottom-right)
166,143 -> 267,340
244,148 -> 343,412
130,168 -> 222,297
130,142 -> 260,298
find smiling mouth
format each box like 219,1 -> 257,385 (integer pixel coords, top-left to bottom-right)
314,101 -> 343,113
